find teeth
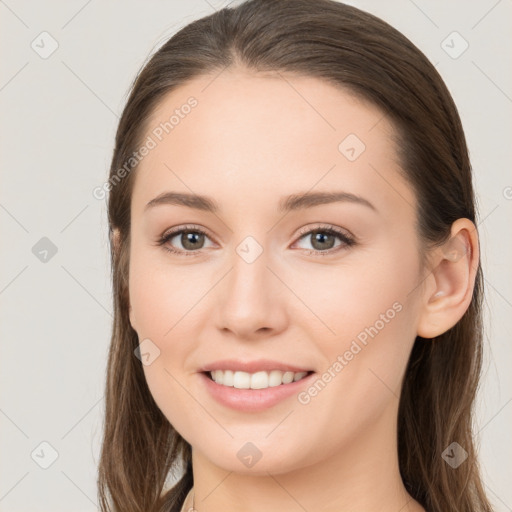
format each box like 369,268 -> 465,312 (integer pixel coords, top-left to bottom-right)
209,370 -> 309,389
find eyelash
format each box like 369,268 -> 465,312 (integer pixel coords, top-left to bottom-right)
157,223 -> 356,257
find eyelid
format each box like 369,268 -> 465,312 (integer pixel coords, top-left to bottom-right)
160,223 -> 215,242
158,222 -> 356,256
293,223 -> 354,241
158,224 -> 217,256
290,223 -> 356,255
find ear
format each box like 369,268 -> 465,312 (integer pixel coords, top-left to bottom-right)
416,218 -> 479,339
111,227 -> 138,332
129,304 -> 137,333
110,227 -> 121,256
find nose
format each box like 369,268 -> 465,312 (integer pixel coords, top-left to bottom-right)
215,243 -> 288,340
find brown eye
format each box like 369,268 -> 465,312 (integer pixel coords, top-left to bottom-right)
309,230 -> 337,251
158,225 -> 214,256
294,225 -> 355,255
178,230 -> 206,251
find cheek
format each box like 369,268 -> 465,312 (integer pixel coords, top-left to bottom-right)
128,245 -> 203,338
303,247 -> 420,393
129,253 -> 200,439
294,275 -> 417,447
291,251 -> 417,342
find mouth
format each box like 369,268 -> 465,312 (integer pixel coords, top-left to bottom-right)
203,369 -> 315,390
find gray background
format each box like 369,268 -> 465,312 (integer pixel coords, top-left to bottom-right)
0,0 -> 510,510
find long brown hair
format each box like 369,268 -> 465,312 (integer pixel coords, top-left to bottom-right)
98,1 -> 493,510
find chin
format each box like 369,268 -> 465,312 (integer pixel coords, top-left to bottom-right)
197,440 -> 308,476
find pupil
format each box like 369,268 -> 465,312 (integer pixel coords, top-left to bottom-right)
182,231 -> 203,250
313,231 -> 334,250
179,230 -> 336,251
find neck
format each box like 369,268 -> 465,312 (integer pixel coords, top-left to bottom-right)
187,403 -> 424,512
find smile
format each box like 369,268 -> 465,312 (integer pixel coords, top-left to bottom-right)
207,369 -> 312,389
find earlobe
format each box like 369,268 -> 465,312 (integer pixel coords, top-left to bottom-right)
110,227 -> 121,256
111,227 -> 137,332
416,218 -> 479,339
129,304 -> 138,333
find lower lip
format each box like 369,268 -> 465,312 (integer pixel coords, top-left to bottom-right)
199,371 -> 315,412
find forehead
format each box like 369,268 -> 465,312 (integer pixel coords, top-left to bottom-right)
131,68 -> 414,218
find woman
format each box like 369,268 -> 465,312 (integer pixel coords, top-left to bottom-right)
98,1 -> 494,511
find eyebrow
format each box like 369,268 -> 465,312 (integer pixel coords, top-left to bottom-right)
144,190 -> 377,213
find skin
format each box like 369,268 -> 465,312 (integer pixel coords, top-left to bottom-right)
122,67 -> 479,512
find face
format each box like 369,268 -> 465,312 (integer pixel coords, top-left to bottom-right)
127,68 -> 425,475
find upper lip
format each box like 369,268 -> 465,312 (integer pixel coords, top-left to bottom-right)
199,359 -> 313,374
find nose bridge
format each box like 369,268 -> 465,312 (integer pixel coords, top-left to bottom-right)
216,233 -> 285,336
228,234 -> 272,307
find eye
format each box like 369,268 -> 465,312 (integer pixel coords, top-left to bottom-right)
157,225 -> 215,256
157,223 -> 356,257
292,224 -> 356,256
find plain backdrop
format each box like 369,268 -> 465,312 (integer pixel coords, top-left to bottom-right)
0,1 -> 511,510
